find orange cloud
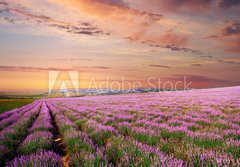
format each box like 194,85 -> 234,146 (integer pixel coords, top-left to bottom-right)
48,1 -> 167,39
2,0 -> 199,54
3,7 -> 110,36
55,0 -> 166,41
128,31 -> 189,45
60,1 -> 192,47
47,0 -> 198,54
53,0 -> 163,21
153,32 -> 189,46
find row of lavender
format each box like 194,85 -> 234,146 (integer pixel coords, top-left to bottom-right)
47,87 -> 240,166
0,101 -> 64,166
0,101 -> 42,166
48,102 -> 107,166
0,101 -> 40,130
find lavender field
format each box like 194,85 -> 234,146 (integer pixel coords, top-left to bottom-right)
0,87 -> 240,167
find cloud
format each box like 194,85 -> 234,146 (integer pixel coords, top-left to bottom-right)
218,0 -> 240,8
0,66 -> 111,72
201,55 -> 213,59
124,68 -> 137,71
217,59 -> 240,65
8,9 -> 53,22
126,30 -> 190,47
50,58 -> 94,61
1,8 -> 110,36
128,0 -> 240,14
156,0 -> 213,11
48,0 -> 168,46
0,66 -> 74,72
174,75 -> 238,84
127,32 -> 201,54
126,0 -> 240,15
151,32 -> 189,46
221,21 -> 240,36
50,0 -> 163,22
164,75 -> 240,87
206,21 -> 240,53
149,64 -> 172,69
50,22 -> 109,36
149,43 -> 202,55
126,0 -> 213,13
0,2 -> 8,6
95,0 -> 127,7
92,66 -> 112,69
4,17 -> 15,24
49,0 -> 196,54
0,1 -> 201,54
192,64 -> 201,66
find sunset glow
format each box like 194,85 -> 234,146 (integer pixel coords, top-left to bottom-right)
0,0 -> 239,90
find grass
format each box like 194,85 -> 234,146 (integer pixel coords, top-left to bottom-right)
19,137 -> 52,155
0,99 -> 36,114
65,136 -> 93,154
132,133 -> 158,146
90,131 -> 114,147
169,122 -> 181,127
188,126 -> 199,131
161,144 -> 171,154
75,119 -> 87,130
195,121 -> 209,126
118,126 -> 132,136
106,137 -> 154,166
69,151 -> 105,166
160,130 -> 186,140
106,140 -> 124,164
193,139 -> 223,149
104,120 -> 114,126
225,147 -> 240,159
213,123 -> 229,129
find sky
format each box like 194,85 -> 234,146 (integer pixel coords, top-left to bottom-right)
0,0 -> 240,90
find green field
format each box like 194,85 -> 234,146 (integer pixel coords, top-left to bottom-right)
0,99 -> 36,114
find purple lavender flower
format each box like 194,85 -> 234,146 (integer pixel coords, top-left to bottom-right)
18,131 -> 53,154
6,150 -> 63,167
